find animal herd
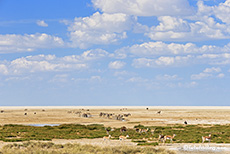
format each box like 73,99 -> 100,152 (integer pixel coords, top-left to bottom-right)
99,112 -> 131,121
103,126 -> 212,144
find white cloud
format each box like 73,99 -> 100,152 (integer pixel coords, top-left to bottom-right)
131,52 -> 230,68
62,49 -> 108,62
191,67 -> 223,80
191,72 -> 212,80
72,76 -> 102,84
0,64 -> 8,75
92,0 -> 194,16
155,74 -> 180,81
213,0 -> 230,24
132,55 -> 192,68
115,41 -> 219,58
203,67 -> 221,73
155,16 -> 190,32
0,33 -> 64,53
67,12 -> 135,48
36,20 -> 48,27
217,73 -> 225,78
146,16 -> 230,41
0,49 -> 108,75
197,53 -> 230,65
108,61 -> 126,69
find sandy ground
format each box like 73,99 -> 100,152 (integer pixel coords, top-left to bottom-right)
1,106 -> 230,128
1,106 -> 230,153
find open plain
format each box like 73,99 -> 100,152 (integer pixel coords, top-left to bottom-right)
0,106 -> 230,127
1,106 -> 230,154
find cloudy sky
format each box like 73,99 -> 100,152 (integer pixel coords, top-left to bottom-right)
0,0 -> 229,106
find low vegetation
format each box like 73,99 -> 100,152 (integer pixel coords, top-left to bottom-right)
0,142 -> 175,154
0,124 -> 230,143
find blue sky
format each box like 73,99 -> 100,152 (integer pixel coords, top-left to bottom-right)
0,0 -> 230,106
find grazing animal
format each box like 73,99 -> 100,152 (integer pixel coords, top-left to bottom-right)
105,127 -> 111,135
164,134 -> 176,143
119,135 -> 129,141
135,128 -> 140,133
158,134 -> 165,142
103,135 -> 111,142
146,108 -> 149,110
202,134 -> 211,143
124,113 -> 131,117
157,111 -> 161,114
34,112 -> 36,114
24,113 -> 27,115
184,121 -> 187,125
120,126 -> 127,133
140,128 -> 149,133
0,110 -> 4,113
150,128 -> 156,134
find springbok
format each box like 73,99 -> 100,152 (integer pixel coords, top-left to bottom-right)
103,135 -> 111,142
202,134 -> 211,143
140,128 -> 149,133
164,134 -> 176,143
119,135 -> 129,141
105,127 -> 111,135
150,128 -> 156,134
120,126 -> 127,133
158,134 -> 165,142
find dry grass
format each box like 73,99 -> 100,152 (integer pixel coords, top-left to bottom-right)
0,142 -> 176,154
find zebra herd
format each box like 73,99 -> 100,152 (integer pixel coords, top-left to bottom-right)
67,111 -> 92,118
99,112 -> 131,121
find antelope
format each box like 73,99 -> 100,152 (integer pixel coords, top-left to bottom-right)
164,134 -> 176,143
140,128 -> 149,133
202,134 -> 211,143
119,135 -> 129,141
120,126 -> 127,133
105,127 -> 111,135
103,135 -> 111,142
150,128 -> 156,134
135,128 -> 140,133
158,134 -> 165,142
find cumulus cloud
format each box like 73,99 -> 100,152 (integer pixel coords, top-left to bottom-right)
108,61 -> 126,69
197,53 -> 230,65
0,33 -> 64,53
132,52 -> 230,68
36,20 -> 48,27
115,41 -> 221,58
92,0 -> 194,16
191,67 -> 223,80
0,49 -> 108,75
132,55 -> 193,68
66,12 -> 136,48
213,0 -> 230,24
146,16 -> 230,41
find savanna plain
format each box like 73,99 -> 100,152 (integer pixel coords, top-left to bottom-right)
0,106 -> 230,154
